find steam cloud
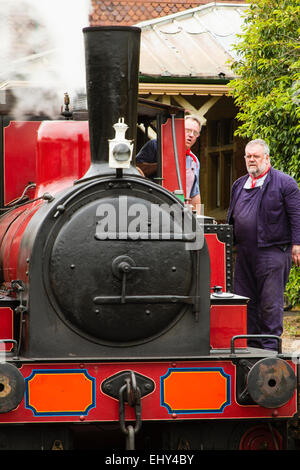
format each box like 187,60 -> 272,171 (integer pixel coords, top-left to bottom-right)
0,0 -> 91,119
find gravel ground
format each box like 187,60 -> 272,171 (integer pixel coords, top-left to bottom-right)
282,336 -> 300,353
282,311 -> 300,354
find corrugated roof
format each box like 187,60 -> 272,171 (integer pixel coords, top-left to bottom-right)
136,2 -> 248,80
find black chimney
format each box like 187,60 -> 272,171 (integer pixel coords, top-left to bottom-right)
81,26 -> 141,179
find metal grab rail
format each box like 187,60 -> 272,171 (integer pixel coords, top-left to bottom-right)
230,334 -> 282,355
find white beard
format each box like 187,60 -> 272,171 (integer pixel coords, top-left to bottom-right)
247,157 -> 267,177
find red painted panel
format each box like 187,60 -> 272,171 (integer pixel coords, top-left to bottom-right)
26,370 -> 95,416
205,233 -> 226,291
0,307 -> 14,351
4,121 -> 40,205
210,304 -> 247,349
4,120 -> 91,203
161,118 -> 186,196
1,121 -> 91,282
162,368 -> 229,412
35,121 -> 90,197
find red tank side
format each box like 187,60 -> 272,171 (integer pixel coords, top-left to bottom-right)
0,203 -> 42,284
0,120 -> 91,286
4,121 -> 41,205
35,121 -> 90,197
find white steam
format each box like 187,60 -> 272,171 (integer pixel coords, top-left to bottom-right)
0,0 -> 91,119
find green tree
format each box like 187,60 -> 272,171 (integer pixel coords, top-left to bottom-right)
229,0 -> 300,307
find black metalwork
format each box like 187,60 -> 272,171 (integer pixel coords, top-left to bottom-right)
0,363 -> 25,413
102,370 -> 154,400
235,359 -> 257,405
117,371 -> 143,450
0,340 -> 18,356
247,358 -> 297,409
204,223 -> 233,292
236,357 -> 297,408
81,26 -> 141,180
230,335 -> 282,355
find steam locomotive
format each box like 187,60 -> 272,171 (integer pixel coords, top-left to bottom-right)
0,26 -> 298,451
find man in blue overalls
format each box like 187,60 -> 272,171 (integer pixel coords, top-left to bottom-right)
227,139 -> 300,350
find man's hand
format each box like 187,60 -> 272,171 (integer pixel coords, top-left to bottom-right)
136,162 -> 157,177
292,245 -> 300,267
190,194 -> 201,214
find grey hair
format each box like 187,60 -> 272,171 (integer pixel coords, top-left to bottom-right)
185,114 -> 202,131
245,139 -> 270,156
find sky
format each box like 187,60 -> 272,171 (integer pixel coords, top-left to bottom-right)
0,0 -> 91,118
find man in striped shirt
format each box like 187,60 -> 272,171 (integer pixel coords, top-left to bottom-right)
136,115 -> 201,210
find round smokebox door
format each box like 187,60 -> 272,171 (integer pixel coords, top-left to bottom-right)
47,193 -> 194,345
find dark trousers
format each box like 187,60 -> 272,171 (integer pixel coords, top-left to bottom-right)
233,244 -> 292,350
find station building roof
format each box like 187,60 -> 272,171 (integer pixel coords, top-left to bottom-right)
136,3 -> 247,82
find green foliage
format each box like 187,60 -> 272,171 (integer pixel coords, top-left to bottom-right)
229,0 -> 300,306
230,0 -> 300,180
285,265 -> 300,308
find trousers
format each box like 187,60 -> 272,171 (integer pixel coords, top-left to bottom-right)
233,244 -> 292,350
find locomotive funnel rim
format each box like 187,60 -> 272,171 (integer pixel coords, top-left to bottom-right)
83,26 -> 141,33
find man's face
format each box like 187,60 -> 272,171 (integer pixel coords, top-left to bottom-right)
185,119 -> 200,150
244,143 -> 270,177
